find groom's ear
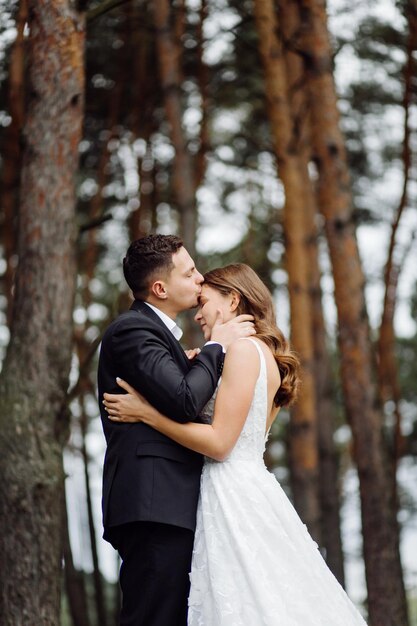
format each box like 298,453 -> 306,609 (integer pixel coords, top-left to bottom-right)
151,280 -> 168,300
230,291 -> 240,312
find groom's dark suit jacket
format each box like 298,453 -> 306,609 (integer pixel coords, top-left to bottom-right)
98,300 -> 224,544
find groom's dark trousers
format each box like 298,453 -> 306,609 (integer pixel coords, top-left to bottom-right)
98,300 -> 224,626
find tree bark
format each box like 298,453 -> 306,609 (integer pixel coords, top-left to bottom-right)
195,0 -> 210,189
84,78 -> 122,303
304,166 -> 345,586
377,0 -> 417,474
128,2 -> 158,239
253,0 -> 321,543
277,0 -> 345,585
0,2 -> 85,624
153,0 -> 197,258
292,1 -> 409,623
131,138 -> 156,239
63,486 -> 91,626
80,400 -> 107,626
0,0 -> 27,326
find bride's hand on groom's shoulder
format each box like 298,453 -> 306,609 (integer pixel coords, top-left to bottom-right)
103,378 -> 150,423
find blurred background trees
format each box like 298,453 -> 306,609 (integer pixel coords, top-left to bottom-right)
0,0 -> 416,625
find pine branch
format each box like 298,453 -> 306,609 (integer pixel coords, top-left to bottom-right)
86,0 -> 132,22
68,333 -> 103,402
79,213 -> 112,233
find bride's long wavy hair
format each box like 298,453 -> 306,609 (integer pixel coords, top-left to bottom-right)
203,264 -> 300,407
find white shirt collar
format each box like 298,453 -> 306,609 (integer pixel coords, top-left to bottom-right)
143,302 -> 183,341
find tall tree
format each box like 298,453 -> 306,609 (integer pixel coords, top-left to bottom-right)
0,1 -> 85,624
63,488 -> 91,626
278,0 -> 345,582
253,0 -> 321,543
129,0 -> 159,239
377,0 -> 417,477
195,0 -> 209,190
0,0 -> 27,325
80,397 -> 107,626
292,0 -> 409,623
153,0 -> 197,258
304,184 -> 346,585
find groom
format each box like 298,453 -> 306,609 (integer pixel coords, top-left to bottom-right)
98,234 -> 254,626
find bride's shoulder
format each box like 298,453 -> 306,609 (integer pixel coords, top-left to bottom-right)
221,339 -> 260,387
224,338 -> 261,370
227,337 -> 260,354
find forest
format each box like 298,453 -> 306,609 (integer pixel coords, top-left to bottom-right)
0,0 -> 416,625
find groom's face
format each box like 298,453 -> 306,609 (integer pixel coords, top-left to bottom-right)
163,246 -> 204,313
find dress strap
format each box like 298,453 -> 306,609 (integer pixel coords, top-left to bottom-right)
241,337 -> 266,375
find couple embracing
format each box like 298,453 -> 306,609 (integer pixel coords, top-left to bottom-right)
98,234 -> 367,626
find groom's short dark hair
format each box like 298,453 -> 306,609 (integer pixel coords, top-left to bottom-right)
123,234 -> 183,299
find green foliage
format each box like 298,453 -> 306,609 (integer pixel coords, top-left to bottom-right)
409,590 -> 417,626
335,6 -> 411,223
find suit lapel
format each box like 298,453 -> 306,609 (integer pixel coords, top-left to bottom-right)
130,300 -> 190,370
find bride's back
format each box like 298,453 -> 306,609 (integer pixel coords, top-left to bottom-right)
215,338 -> 277,465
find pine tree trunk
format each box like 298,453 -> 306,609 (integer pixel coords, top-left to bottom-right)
377,0 -> 417,471
195,0 -> 209,189
277,0 -> 345,583
129,2 -> 157,238
84,78 -> 122,302
0,0 -> 27,326
130,139 -> 155,239
294,1 -> 409,623
304,165 -> 345,586
63,487 -> 91,626
0,2 -> 85,624
278,0 -> 345,581
153,0 -> 197,258
253,0 -> 321,543
81,402 -> 107,626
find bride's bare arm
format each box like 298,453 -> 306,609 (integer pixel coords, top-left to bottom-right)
103,340 -> 260,461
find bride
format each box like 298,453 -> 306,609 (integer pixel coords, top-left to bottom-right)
103,263 -> 368,626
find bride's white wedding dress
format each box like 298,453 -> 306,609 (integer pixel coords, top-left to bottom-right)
188,339 -> 368,626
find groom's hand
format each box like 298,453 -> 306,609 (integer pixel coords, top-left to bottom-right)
210,310 -> 255,349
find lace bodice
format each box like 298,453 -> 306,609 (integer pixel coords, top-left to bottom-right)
201,338 -> 269,464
